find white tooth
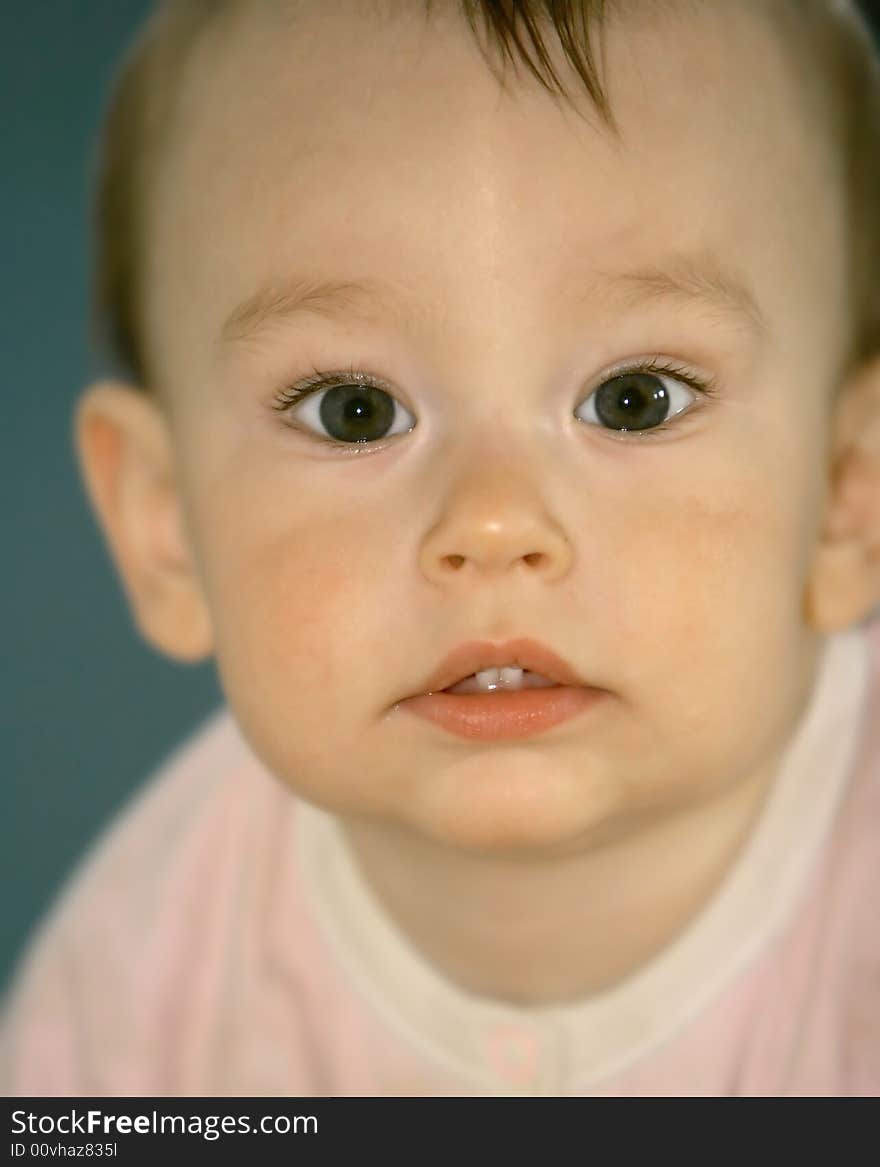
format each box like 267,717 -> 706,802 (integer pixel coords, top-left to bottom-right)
446,665 -> 557,695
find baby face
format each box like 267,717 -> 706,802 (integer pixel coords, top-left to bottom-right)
144,0 -> 851,852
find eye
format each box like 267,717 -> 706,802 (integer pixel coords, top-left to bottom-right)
575,360 -> 714,436
272,366 -> 416,446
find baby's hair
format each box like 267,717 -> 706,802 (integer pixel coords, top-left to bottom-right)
88,0 -> 880,395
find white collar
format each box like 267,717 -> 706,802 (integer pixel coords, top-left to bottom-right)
294,626 -> 871,1094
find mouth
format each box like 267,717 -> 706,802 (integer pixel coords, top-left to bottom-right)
397,637 -> 604,742
415,637 -> 593,697
443,666 -> 559,695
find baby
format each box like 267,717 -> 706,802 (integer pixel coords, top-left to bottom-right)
2,0 -> 880,1097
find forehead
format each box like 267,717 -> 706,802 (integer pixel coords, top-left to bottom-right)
145,0 -> 850,389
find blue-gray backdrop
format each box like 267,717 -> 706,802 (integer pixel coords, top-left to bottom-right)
2,1 -> 222,994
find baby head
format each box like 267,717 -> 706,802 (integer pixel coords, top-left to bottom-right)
76,0 -> 880,856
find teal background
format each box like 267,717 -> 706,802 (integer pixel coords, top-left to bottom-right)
2,2 -> 222,994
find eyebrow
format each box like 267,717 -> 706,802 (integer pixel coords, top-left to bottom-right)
592,251 -> 768,342
219,276 -> 414,349
218,249 -> 768,352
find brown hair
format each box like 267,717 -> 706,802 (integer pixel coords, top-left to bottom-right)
88,0 -> 880,392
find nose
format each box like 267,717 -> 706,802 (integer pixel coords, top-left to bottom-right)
418,461 -> 573,586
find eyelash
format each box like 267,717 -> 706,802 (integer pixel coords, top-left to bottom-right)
270,358 -> 718,450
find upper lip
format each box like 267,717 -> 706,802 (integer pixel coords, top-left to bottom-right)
414,638 -> 592,695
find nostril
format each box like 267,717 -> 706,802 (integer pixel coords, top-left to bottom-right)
523,552 -> 544,567
446,554 -> 466,570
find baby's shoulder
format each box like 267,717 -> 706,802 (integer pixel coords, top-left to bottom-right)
0,707 -> 288,1093
39,707 -> 256,942
823,640 -> 880,1094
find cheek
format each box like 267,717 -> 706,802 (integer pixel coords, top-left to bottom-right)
217,518 -> 380,686
594,453 -> 819,785
609,438 -> 814,650
195,474 -> 398,769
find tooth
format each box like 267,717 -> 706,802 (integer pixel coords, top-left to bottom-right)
444,665 -> 558,695
471,666 -> 525,691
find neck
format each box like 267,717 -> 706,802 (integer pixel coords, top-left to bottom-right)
339,758 -> 781,1006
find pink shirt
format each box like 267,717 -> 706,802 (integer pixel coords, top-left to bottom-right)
2,620 -> 879,1096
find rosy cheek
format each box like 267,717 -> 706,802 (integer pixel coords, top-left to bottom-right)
251,550 -> 349,658
231,509 -> 396,693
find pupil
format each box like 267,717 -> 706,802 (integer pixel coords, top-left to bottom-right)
320,385 -> 395,442
595,373 -> 669,431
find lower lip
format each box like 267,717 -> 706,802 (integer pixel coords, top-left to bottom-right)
399,686 -> 605,741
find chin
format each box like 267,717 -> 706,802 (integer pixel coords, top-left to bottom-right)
410,752 -> 621,857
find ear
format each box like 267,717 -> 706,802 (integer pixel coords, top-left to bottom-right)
805,353 -> 880,633
72,380 -> 214,663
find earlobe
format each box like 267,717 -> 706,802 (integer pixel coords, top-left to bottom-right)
72,380 -> 214,662
805,538 -> 880,633
805,354 -> 880,633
